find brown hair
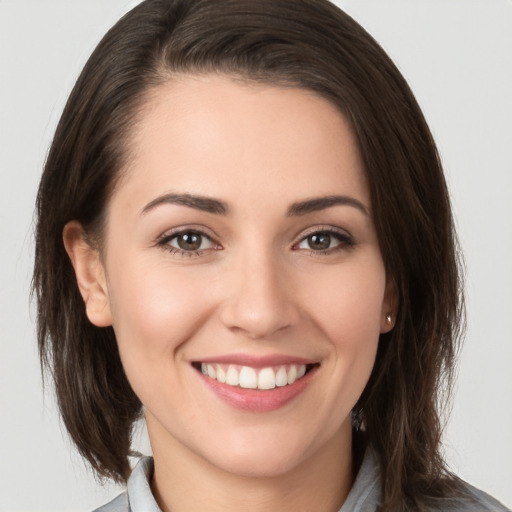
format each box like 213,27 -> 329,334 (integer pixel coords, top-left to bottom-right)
33,0 -> 464,509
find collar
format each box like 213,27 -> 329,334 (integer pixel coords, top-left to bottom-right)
125,448 -> 381,512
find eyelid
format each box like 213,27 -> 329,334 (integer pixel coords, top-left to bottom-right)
294,224 -> 352,242
155,224 -> 219,242
154,224 -> 354,256
292,225 -> 355,253
155,225 -> 222,255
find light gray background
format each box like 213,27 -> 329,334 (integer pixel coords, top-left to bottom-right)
1,1 -> 511,510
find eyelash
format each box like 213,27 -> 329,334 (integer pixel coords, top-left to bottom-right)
156,228 -> 219,258
155,226 -> 355,257
292,227 -> 355,256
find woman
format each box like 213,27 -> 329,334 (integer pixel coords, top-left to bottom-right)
33,0 -> 510,511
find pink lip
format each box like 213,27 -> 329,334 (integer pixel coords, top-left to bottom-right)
196,353 -> 316,369
196,364 -> 319,413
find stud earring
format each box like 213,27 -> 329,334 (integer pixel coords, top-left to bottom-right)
385,314 -> 392,324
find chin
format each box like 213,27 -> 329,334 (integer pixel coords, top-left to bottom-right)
214,451 -> 304,479
200,431 -> 315,479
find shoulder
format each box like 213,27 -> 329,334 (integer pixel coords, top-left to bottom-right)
463,481 -> 511,511
92,491 -> 129,512
426,480 -> 511,512
92,456 -> 159,512
349,444 -> 510,512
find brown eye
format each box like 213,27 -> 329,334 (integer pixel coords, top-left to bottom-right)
177,232 -> 202,250
306,233 -> 331,251
296,230 -> 353,253
166,231 -> 215,252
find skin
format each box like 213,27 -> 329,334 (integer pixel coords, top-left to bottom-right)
64,75 -> 396,512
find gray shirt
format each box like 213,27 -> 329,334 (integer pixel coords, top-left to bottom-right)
94,450 -> 510,512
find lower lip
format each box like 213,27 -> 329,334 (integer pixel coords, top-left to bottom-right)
197,366 -> 318,412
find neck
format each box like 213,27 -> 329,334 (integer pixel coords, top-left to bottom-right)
147,416 -> 354,512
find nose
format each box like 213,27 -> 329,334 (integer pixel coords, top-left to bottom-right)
219,248 -> 299,340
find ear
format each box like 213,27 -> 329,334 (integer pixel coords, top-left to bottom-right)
63,221 -> 113,327
380,277 -> 398,333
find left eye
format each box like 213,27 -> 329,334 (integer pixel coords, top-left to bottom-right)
167,231 -> 215,251
297,231 -> 348,251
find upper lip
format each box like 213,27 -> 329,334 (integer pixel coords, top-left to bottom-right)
192,353 -> 317,369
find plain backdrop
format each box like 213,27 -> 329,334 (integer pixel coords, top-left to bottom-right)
1,1 -> 511,510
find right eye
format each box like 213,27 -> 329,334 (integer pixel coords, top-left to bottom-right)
294,228 -> 355,255
157,229 -> 218,256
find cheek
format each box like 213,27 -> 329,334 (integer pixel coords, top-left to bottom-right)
306,260 -> 386,340
302,258 -> 386,387
106,256 -> 214,366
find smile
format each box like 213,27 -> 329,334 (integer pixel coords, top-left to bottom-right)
192,355 -> 320,412
199,363 -> 311,390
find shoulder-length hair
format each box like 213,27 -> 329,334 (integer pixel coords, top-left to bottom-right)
33,0 -> 464,510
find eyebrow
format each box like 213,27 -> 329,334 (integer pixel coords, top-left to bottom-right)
141,193 -> 229,215
287,195 -> 369,217
141,192 -> 368,217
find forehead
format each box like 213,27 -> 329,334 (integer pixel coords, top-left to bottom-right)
115,74 -> 369,214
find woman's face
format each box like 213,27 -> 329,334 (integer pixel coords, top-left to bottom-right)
86,75 -> 394,477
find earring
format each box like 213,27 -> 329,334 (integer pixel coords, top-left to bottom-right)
385,313 -> 392,324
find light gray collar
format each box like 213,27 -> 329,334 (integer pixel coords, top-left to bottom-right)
126,449 -> 381,512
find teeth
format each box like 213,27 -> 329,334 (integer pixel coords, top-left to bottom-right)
226,365 -> 240,386
239,366 -> 257,389
258,367 -> 276,390
199,363 -> 308,390
287,365 -> 297,385
216,366 -> 226,383
207,364 -> 216,379
276,366 -> 288,387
